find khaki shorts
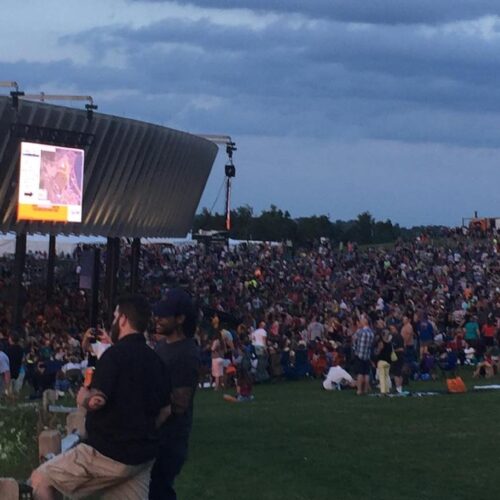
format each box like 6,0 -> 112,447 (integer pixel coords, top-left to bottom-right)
35,443 -> 153,499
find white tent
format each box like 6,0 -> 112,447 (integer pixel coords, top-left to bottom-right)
0,233 -> 106,256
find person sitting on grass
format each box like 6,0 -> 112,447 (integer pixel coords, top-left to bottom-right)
473,349 -> 495,379
322,364 -> 356,390
54,370 -> 71,396
437,347 -> 458,378
311,342 -> 329,378
490,344 -> 500,374
420,349 -> 437,381
223,367 -> 254,402
464,342 -> 476,365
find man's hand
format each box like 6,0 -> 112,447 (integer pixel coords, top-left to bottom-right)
155,405 -> 172,428
76,386 -> 90,407
81,329 -> 95,352
77,386 -> 107,411
171,387 -> 193,416
97,328 -> 112,344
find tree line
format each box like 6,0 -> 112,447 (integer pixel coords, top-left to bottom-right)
193,205 -> 447,245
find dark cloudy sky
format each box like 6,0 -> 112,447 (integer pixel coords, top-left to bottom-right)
2,0 -> 500,226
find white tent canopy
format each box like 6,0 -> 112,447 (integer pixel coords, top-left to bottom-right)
0,233 -> 106,256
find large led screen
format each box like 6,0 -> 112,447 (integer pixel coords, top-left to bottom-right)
17,142 -> 84,223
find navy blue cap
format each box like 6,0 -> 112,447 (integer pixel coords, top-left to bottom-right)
153,288 -> 193,318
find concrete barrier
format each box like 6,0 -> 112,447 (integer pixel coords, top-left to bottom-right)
66,408 -> 86,438
0,478 -> 18,500
38,429 -> 61,462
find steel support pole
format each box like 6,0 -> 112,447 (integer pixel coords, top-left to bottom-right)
130,238 -> 141,292
105,237 -> 120,326
13,233 -> 27,331
46,235 -> 56,299
89,248 -> 100,328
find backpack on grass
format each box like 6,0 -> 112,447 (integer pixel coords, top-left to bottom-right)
446,376 -> 467,393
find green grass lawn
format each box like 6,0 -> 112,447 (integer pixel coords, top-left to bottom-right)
2,373 -> 500,499
178,374 -> 500,500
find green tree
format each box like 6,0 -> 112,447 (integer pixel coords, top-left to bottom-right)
354,211 -> 375,245
373,219 -> 401,244
230,205 -> 254,240
253,205 -> 297,241
296,215 -> 335,245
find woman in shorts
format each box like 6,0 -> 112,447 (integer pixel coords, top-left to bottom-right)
211,331 -> 225,390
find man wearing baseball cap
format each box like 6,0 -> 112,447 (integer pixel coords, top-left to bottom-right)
149,288 -> 200,500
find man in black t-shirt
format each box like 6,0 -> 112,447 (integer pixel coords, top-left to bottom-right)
31,294 -> 170,500
149,288 -> 200,500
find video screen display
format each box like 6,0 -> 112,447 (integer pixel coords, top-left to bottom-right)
17,142 -> 84,222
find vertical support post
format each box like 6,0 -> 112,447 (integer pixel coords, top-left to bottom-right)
89,248 -> 100,328
130,237 -> 141,292
105,237 -> 120,326
46,235 -> 56,299
225,176 -> 231,231
13,233 -> 27,331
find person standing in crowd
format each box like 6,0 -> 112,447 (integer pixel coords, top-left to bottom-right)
251,321 -> 268,354
211,330 -> 225,390
416,312 -> 434,359
150,288 -> 200,500
389,324 -> 405,394
481,316 -> 497,347
401,315 -> 416,363
352,315 -> 374,396
375,329 -> 393,394
464,314 -> 481,350
306,315 -> 325,342
0,345 -> 10,398
251,321 -> 270,382
30,294 -> 170,500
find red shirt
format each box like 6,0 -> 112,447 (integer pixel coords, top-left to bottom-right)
482,324 -> 496,338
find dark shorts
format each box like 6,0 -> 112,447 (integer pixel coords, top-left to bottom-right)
483,337 -> 494,347
391,360 -> 403,377
354,357 -> 371,376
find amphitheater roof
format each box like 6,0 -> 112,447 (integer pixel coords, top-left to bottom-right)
0,96 -> 218,238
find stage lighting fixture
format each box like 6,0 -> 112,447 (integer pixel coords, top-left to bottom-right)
225,163 -> 236,178
85,103 -> 98,121
10,90 -> 25,109
226,141 -> 237,159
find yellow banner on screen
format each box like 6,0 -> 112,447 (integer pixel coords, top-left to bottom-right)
17,203 -> 69,222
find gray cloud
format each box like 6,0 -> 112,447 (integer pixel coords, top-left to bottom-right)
132,0 -> 500,25
4,8 -> 500,149
3,4 -> 500,225
64,17 -> 500,94
52,15 -> 500,149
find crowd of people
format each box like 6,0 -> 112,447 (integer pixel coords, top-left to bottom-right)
0,228 -> 498,401
148,229 -> 500,395
0,227 -> 498,497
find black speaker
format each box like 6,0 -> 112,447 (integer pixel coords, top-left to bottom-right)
225,163 -> 236,178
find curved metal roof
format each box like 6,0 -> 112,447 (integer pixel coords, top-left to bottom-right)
0,96 -> 218,238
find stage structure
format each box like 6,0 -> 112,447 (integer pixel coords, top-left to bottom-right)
0,93 -> 219,327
